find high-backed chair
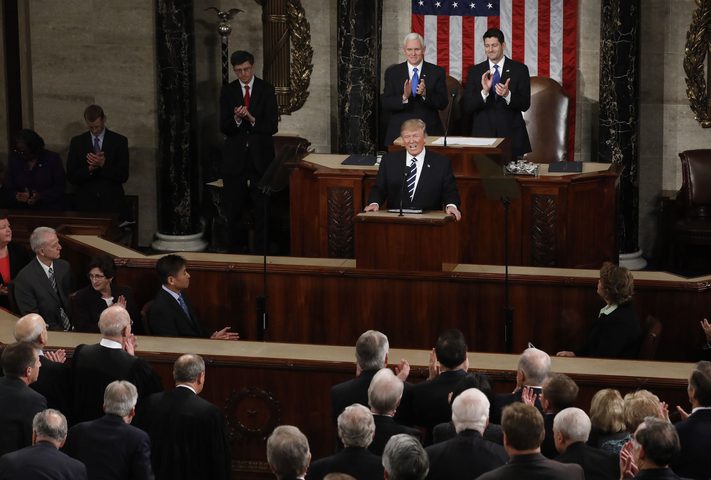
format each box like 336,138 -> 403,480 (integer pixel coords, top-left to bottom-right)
522,76 -> 569,163
438,75 -> 463,136
638,315 -> 662,360
672,149 -> 711,268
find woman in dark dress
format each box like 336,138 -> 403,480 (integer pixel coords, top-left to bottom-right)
557,262 -> 642,359
71,255 -> 139,332
0,210 -> 30,310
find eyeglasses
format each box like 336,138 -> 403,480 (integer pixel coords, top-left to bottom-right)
88,273 -> 106,280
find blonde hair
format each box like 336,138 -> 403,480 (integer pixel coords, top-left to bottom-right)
623,390 -> 661,432
590,388 -> 625,434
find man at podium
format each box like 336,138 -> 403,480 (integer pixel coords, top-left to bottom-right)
365,119 -> 461,220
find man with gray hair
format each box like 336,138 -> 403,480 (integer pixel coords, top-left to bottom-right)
0,409 -> 87,479
331,330 -> 410,423
553,407 -> 618,480
139,354 -> 230,480
267,425 -> 311,480
13,226 -> 72,331
491,347 -> 550,424
368,368 -> 420,455
383,434 -> 430,480
71,305 -> 162,424
425,388 -> 506,480
308,404 -> 383,480
64,381 -> 153,479
620,417 -> 685,480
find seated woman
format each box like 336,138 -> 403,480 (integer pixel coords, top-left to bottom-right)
557,262 -> 641,359
3,129 -> 65,209
0,210 -> 30,310
71,255 -> 139,333
587,388 -> 628,451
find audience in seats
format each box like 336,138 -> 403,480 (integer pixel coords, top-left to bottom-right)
620,417 -> 686,480
425,388 -> 507,480
588,388 -> 628,450
0,409 -> 86,480
672,360 -> 711,479
267,425 -> 312,480
64,380 -> 153,480
603,390 -> 664,456
307,404 -> 383,480
0,210 -> 30,310
490,347 -> 550,424
382,434 -> 430,480
367,367 -> 420,456
553,407 -> 619,480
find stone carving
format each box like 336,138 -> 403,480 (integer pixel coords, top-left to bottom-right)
224,386 -> 281,440
327,187 -> 355,258
531,195 -> 557,267
685,0 -> 711,127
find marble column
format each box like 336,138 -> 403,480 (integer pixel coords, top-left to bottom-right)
153,0 -> 206,251
598,0 -> 644,268
336,0 -> 381,154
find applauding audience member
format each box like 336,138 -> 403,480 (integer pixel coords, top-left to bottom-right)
619,417 -> 684,480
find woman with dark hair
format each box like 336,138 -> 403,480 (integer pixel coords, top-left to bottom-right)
3,129 -> 65,209
557,262 -> 642,359
71,255 -> 139,332
0,210 -> 30,309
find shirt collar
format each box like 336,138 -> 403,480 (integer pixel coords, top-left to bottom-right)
691,406 -> 711,414
488,57 -> 506,71
599,304 -> 619,316
93,129 -> 106,144
177,384 -> 197,394
100,338 -> 123,349
36,257 -> 53,276
240,76 -> 255,91
162,284 -> 182,302
408,62 -> 424,77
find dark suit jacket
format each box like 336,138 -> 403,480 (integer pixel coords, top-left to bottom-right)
67,129 -> 129,216
672,409 -> 711,479
2,149 -> 66,210
330,369 -> 378,423
0,376 -> 47,457
555,442 -> 619,480
367,150 -> 460,211
31,355 -> 70,415
461,57 -> 532,157
72,284 -> 139,333
432,420 -> 504,445
490,386 -> 543,425
475,453 -> 584,480
425,429 -> 508,480
148,288 -> 209,338
635,468 -> 692,480
71,343 -> 162,425
307,447 -> 384,480
64,414 -> 154,480
382,61 -> 448,145
576,302 -> 641,358
13,257 -> 71,330
0,242 -> 30,310
220,76 -> 279,176
138,387 -> 230,480
370,414 -> 421,456
0,442 -> 87,480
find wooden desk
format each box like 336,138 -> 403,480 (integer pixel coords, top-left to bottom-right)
289,148 -> 619,268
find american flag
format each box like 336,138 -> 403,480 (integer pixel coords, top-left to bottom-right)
411,0 -> 578,156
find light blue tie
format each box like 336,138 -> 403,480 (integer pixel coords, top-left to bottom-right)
177,295 -> 190,317
491,64 -> 501,96
93,136 -> 101,153
411,68 -> 419,97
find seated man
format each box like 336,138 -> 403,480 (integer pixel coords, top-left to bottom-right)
266,425 -> 311,480
620,417 -> 686,480
148,254 -> 238,339
491,347 -> 550,424
383,434 -> 430,480
365,119 -> 461,220
367,368 -> 420,455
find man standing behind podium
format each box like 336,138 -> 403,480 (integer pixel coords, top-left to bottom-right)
461,28 -> 531,157
365,119 -> 461,221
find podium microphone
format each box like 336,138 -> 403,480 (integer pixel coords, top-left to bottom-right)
398,167 -> 408,217
443,90 -> 457,148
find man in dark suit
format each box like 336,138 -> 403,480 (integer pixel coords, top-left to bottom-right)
13,313 -> 70,414
381,33 -> 448,146
621,417 -> 688,480
0,409 -> 87,480
0,342 -> 46,457
307,404 -> 383,480
64,380 -> 153,480
461,28 -> 531,157
368,368 -> 420,456
476,403 -> 584,480
538,373 -> 579,458
71,305 -> 162,424
138,354 -> 230,480
383,434 -> 429,480
13,227 -> 72,331
490,347 -> 550,424
220,50 -> 279,253
365,119 -> 461,220
553,407 -> 619,480
672,361 -> 711,479
266,425 -> 311,480
147,254 -> 238,340
425,388 -> 507,480
67,104 -> 129,218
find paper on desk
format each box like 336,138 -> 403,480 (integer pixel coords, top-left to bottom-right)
432,137 -> 497,146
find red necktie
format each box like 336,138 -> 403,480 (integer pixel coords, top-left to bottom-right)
243,85 -> 250,109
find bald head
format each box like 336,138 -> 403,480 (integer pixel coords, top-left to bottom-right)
98,305 -> 131,338
14,314 -> 47,346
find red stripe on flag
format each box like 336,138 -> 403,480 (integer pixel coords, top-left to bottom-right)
411,14 -> 424,36
562,0 -> 577,161
488,15 -> 499,30
462,16 -> 475,85
511,1 -> 525,62
437,15 -> 450,74
537,0 -> 551,77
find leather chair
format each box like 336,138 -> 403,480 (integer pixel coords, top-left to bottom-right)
672,149 -> 711,269
522,76 -> 569,163
438,75 -> 463,136
638,315 -> 662,360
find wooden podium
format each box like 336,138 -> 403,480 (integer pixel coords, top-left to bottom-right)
354,211 -> 460,271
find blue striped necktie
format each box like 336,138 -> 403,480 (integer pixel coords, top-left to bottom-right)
406,158 -> 417,201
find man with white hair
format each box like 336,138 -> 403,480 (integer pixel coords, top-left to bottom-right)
267,425 -> 311,480
64,380 -> 153,479
71,305 -> 162,424
553,407 -> 618,480
491,347 -> 549,424
383,434 -> 430,480
425,388 -> 507,480
368,368 -> 420,455
308,404 -> 383,480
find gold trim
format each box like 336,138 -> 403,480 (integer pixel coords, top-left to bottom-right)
684,0 -> 711,128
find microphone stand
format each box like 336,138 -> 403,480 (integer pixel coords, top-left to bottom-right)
443,90 -> 456,147
398,168 -> 408,217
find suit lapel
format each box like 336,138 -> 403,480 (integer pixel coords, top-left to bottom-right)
34,260 -> 60,303
411,151 -> 432,203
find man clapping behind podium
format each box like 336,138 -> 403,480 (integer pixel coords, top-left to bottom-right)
365,119 -> 461,221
